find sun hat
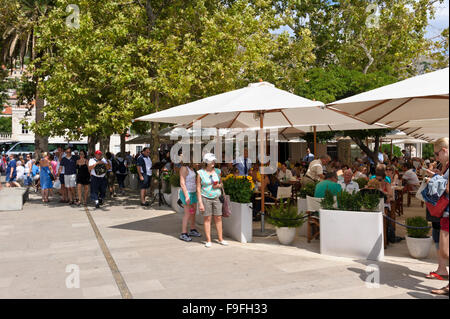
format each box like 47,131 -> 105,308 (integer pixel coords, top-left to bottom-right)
203,153 -> 217,164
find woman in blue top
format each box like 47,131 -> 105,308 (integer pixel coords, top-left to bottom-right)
5,154 -> 19,187
197,153 -> 228,248
39,152 -> 54,202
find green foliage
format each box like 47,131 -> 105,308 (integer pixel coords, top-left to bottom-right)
303,131 -> 336,145
222,175 -> 254,204
337,191 -> 363,211
321,189 -> 335,210
381,144 -> 402,158
406,216 -> 430,238
422,144 -> 435,160
0,117 -> 12,133
129,165 -> 137,174
267,199 -> 305,228
362,193 -> 381,212
298,181 -> 317,198
170,172 -> 180,188
162,171 -> 173,193
354,178 -> 368,190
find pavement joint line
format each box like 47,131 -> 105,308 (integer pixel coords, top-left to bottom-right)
83,205 -> 133,299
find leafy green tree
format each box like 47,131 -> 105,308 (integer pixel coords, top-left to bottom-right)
0,117 -> 12,133
380,144 -> 402,158
422,143 -> 435,159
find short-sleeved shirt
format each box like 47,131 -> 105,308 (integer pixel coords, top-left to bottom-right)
306,159 -> 323,181
60,156 -> 77,175
402,169 -> 420,185
314,180 -> 342,198
6,159 -> 17,177
137,155 -> 152,176
339,180 -> 360,194
89,158 -> 108,178
198,168 -> 222,199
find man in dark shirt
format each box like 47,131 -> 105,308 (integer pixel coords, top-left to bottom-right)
58,147 -> 78,205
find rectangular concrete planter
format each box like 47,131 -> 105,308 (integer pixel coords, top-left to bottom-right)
0,187 -> 28,211
319,209 -> 384,261
297,197 -> 307,237
222,201 -> 252,243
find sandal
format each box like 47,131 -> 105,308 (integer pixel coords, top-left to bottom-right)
431,286 -> 449,296
426,272 -> 449,280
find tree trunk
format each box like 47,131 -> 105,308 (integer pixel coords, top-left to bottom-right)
99,135 -> 110,154
88,135 -> 98,156
34,93 -> 48,159
350,136 -> 378,164
120,132 -> 126,155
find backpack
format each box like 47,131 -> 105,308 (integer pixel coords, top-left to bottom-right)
117,159 -> 127,174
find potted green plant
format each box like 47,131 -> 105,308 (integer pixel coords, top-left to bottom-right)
222,174 -> 255,243
354,178 -> 368,190
405,217 -> 432,259
319,190 -> 384,261
267,199 -> 305,245
127,164 -> 138,189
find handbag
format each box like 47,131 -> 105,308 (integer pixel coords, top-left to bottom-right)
426,195 -> 449,218
415,178 -> 428,202
221,185 -> 232,218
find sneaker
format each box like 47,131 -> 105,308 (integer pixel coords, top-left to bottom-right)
218,240 -> 229,246
95,201 -> 100,209
141,202 -> 150,207
188,229 -> 202,237
180,233 -> 192,242
205,242 -> 212,248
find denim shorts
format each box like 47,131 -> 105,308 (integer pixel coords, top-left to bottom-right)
139,174 -> 152,189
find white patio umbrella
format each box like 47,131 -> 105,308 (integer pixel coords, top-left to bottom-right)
134,81 -> 385,234
328,68 -> 449,126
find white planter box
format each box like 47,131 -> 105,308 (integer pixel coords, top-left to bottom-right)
319,209 -> 384,261
170,186 -> 184,214
163,193 -> 171,205
0,188 -> 28,211
297,197 -> 308,237
276,227 -> 297,245
222,201 -> 253,243
128,174 -> 138,190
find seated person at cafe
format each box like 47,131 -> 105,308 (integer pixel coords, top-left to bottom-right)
302,154 -> 331,187
385,165 -> 400,186
292,163 -> 303,178
370,164 -> 391,184
353,165 -> 368,180
339,169 -> 359,193
314,171 -> 342,198
277,163 -> 294,181
402,162 -> 420,192
359,179 -> 385,199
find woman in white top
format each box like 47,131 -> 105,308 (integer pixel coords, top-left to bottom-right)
16,161 -> 25,185
179,161 -> 201,242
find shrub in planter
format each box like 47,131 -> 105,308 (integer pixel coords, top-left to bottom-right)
298,182 -> 317,198
266,199 -> 305,228
362,193 -> 381,211
322,190 -> 380,212
355,178 -> 368,189
169,172 -> 180,188
405,216 -> 432,259
222,174 -> 254,203
129,165 -> 138,174
321,189 -> 335,210
406,217 -> 430,238
162,171 -> 173,194
337,190 -> 363,211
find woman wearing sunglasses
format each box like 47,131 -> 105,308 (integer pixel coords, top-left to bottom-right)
197,153 -> 228,248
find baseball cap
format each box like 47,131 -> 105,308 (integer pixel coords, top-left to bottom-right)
203,153 -> 217,164
95,150 -> 103,156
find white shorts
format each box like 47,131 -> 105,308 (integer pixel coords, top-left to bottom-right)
64,174 -> 77,188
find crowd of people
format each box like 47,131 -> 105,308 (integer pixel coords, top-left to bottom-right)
1,140 -> 448,294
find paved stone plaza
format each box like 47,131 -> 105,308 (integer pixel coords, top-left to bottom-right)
0,185 -> 448,299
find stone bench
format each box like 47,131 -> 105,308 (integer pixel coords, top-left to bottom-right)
0,187 -> 29,211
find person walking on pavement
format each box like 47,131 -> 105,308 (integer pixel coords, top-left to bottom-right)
137,147 -> 153,206
88,150 -> 110,209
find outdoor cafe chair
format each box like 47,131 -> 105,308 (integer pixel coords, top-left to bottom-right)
306,196 -> 322,243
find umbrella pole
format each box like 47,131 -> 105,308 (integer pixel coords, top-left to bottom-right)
313,125 -> 317,156
260,112 -> 265,233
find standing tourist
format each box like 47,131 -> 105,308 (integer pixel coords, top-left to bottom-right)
15,161 -> 25,186
114,152 -> 128,195
179,160 -> 201,242
197,153 -> 228,248
24,154 -> 33,187
76,150 -> 90,206
55,147 -> 68,203
423,138 -> 449,296
303,148 -> 315,164
233,148 -> 252,176
5,154 -> 18,187
89,150 -> 110,209
39,153 -> 54,203
137,147 -> 153,206
57,147 -> 78,205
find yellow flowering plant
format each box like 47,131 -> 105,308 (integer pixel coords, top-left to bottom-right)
223,174 -> 255,203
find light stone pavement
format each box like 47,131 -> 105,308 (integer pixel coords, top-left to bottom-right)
0,186 -> 448,299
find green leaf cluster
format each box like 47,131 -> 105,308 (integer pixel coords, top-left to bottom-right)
298,181 -> 317,198
223,175 -> 253,204
354,178 -> 368,190
406,216 -> 430,238
267,199 -> 305,228
170,172 -> 181,188
322,190 -> 381,212
321,189 -> 335,210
